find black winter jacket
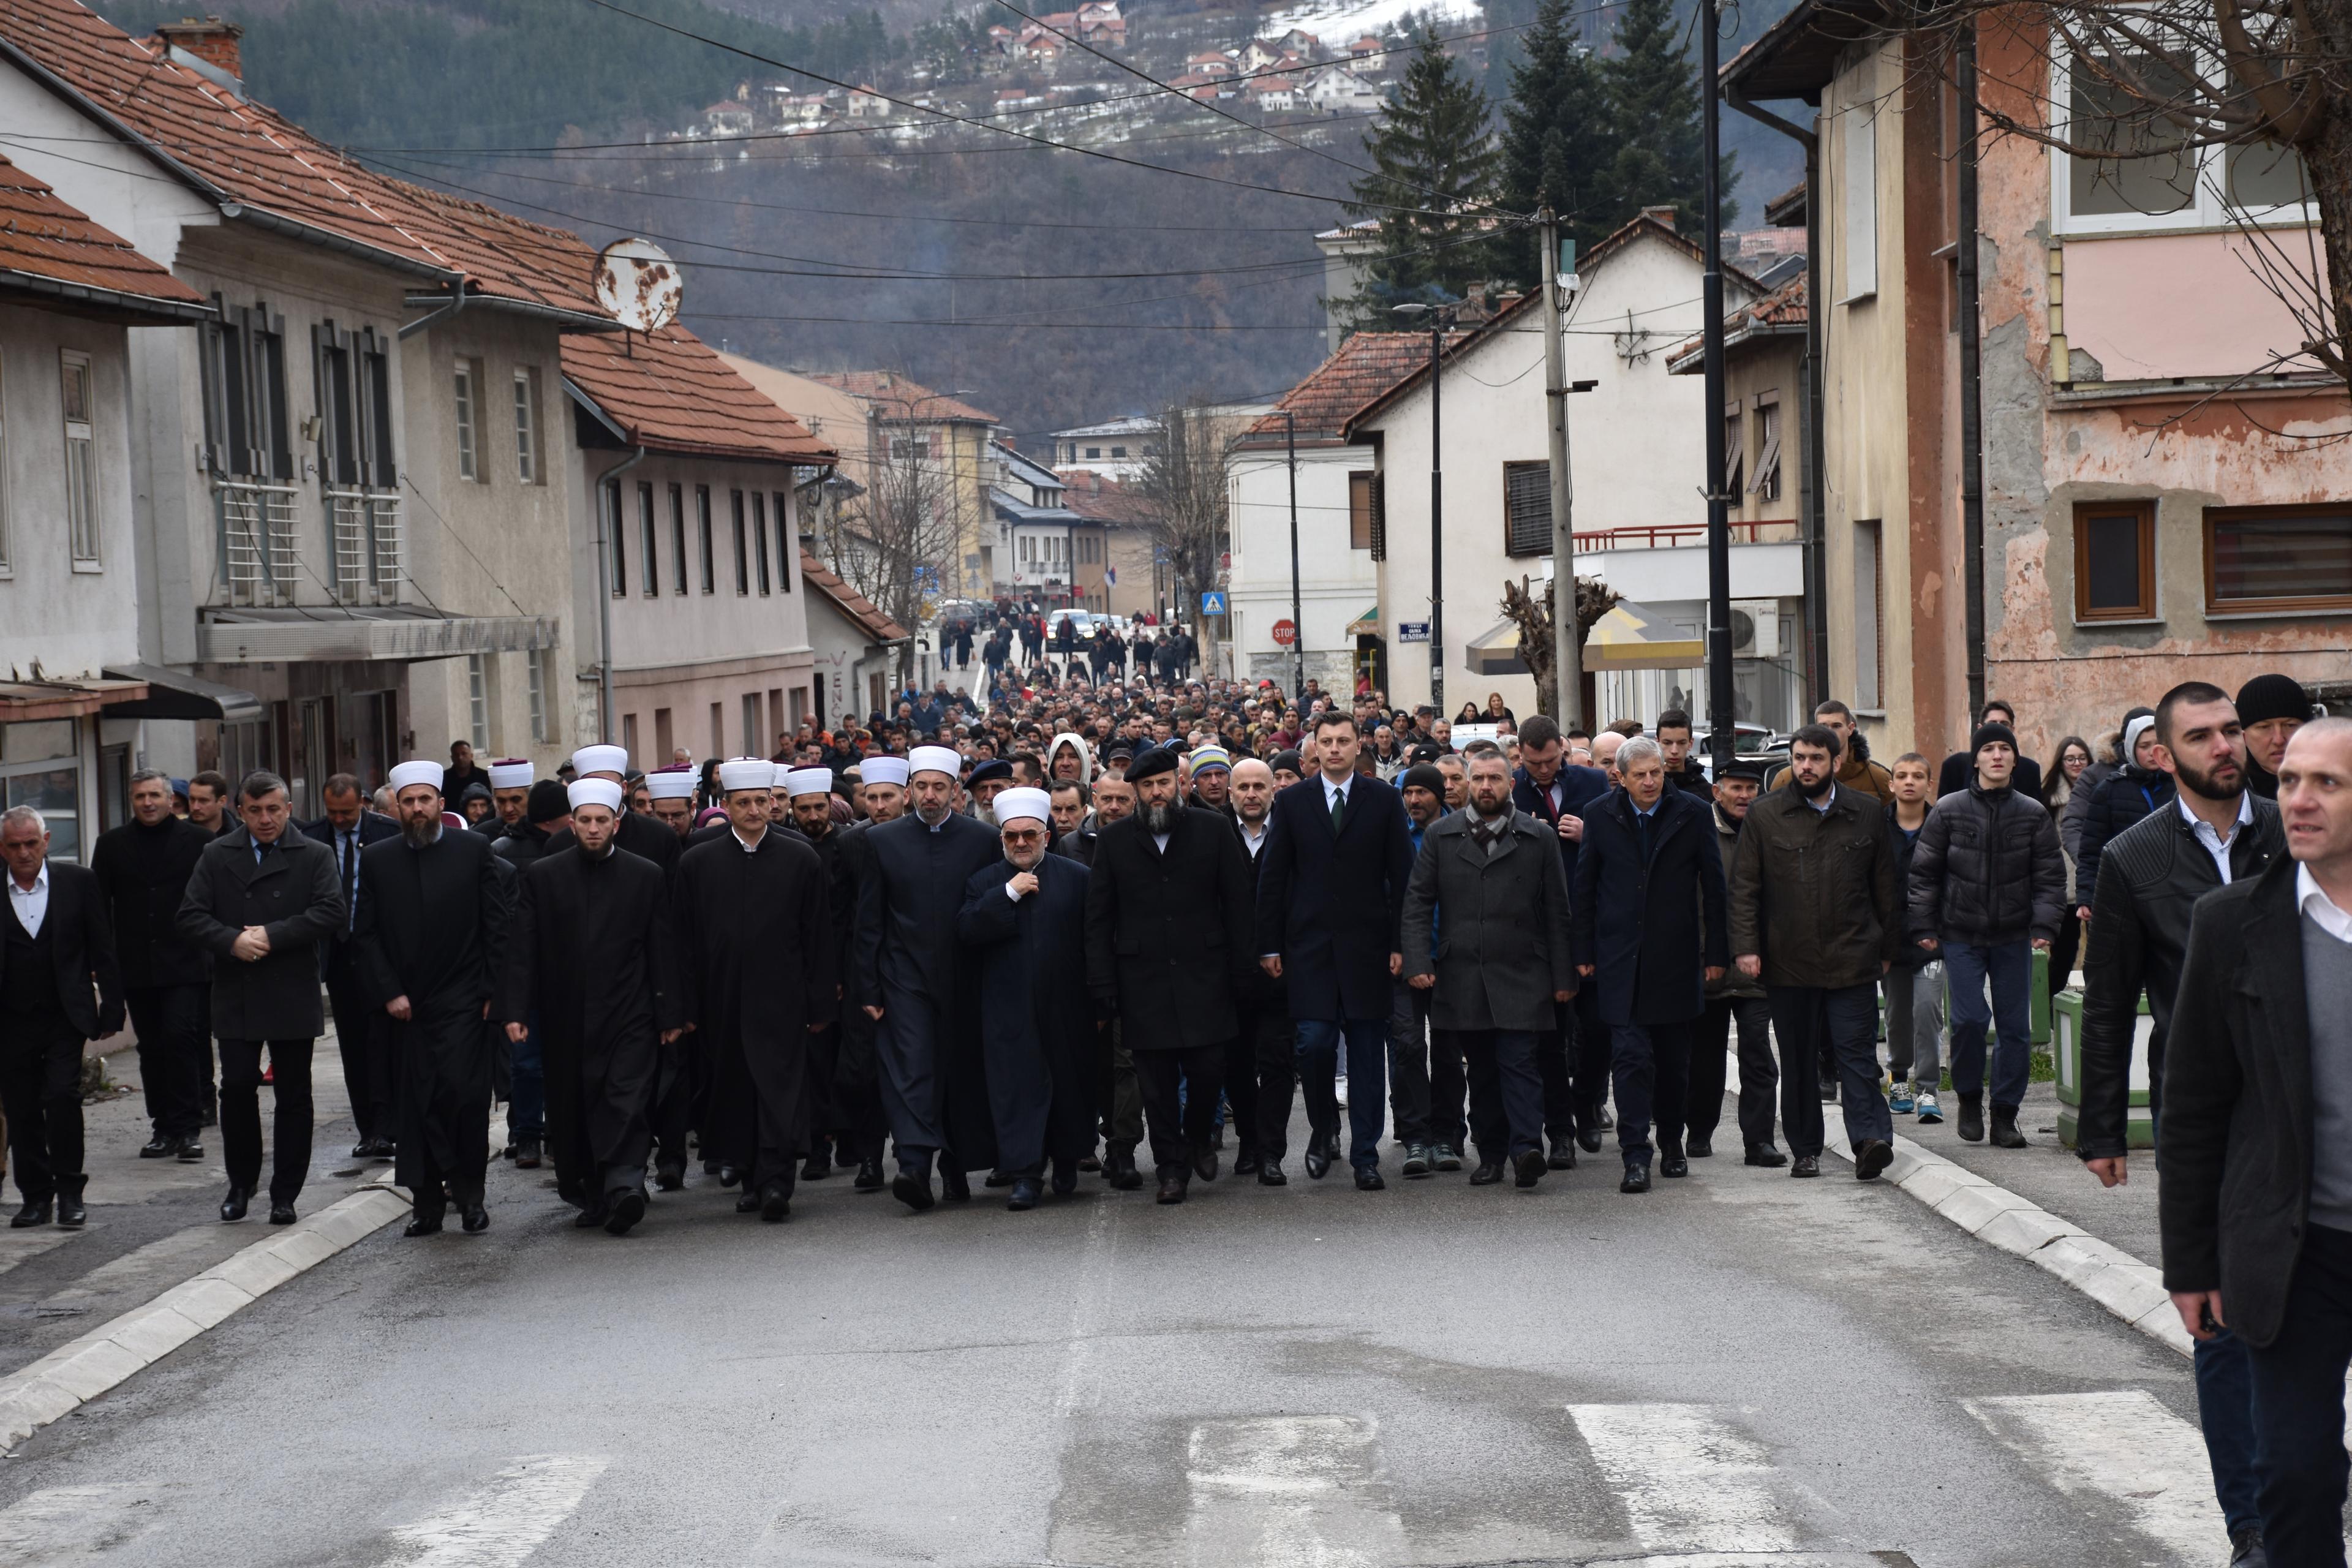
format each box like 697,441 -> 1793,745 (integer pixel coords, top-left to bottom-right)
2073,764 -> 2176,913
1905,783 -> 2066,947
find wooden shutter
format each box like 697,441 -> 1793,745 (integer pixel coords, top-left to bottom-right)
1348,470 -> 1374,550
1504,461 -> 1551,557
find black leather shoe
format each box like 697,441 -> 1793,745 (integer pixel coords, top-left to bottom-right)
893,1170 -> 935,1212
1401,1144 -> 1432,1177
1855,1139 -> 1895,1180
654,1163 -> 685,1193
736,1193 -> 763,1213
1303,1144 -> 1332,1180
1548,1139 -> 1578,1170
460,1204 -> 489,1234
1354,1168 -> 1385,1191
2231,1526 -> 2268,1568
941,1167 -> 972,1202
1958,1094 -> 1986,1144
1513,1149 -> 1545,1188
268,1202 -> 296,1226
1108,1152 -> 1144,1191
1575,1127 -> 1605,1155
1989,1106 -> 2029,1148
576,1201 -> 609,1228
1050,1164 -> 1078,1197
758,1183 -> 791,1223
1469,1159 -> 1504,1185
351,1139 -> 375,1160
57,1192 -> 86,1228
1191,1148 -> 1219,1183
1077,1153 -> 1102,1172
1156,1175 -> 1187,1204
10,1199 -> 50,1229
1686,1136 -> 1714,1158
1007,1177 -> 1042,1212
717,1163 -> 742,1188
218,1188 -> 248,1223
801,1154 -> 831,1181
1619,1163 -> 1651,1194
1257,1160 -> 1287,1186
854,1157 -> 885,1191
1233,1148 -> 1262,1177
176,1136 -> 204,1163
1595,1104 -> 1615,1129
984,1168 -> 1014,1188
1746,1144 -> 1789,1167
404,1212 -> 443,1237
606,1189 -> 647,1235
1790,1155 -> 1822,1178
1433,1145 -> 1464,1172
513,1139 -> 541,1170
1659,1153 -> 1689,1178
140,1134 -> 174,1159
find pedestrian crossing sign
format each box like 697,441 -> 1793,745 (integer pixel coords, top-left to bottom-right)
1200,591 -> 1227,615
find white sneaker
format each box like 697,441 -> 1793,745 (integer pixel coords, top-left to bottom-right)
1915,1091 -> 1943,1125
1335,1076 -> 1349,1108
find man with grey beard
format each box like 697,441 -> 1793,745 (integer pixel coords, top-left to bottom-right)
355,761 -> 511,1236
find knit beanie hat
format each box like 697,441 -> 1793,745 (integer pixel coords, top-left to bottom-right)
2235,673 -> 2310,727
526,780 -> 571,824
1399,763 -> 1447,797
1971,721 -> 2019,758
2122,714 -> 2158,761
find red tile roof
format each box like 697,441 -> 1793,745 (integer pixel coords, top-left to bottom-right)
563,327 -> 836,466
1244,331 -> 1426,443
0,0 -> 608,322
1054,467 -> 1158,525
805,371 -> 998,425
801,552 -> 908,642
1668,271 -> 1809,368
0,151 -> 206,317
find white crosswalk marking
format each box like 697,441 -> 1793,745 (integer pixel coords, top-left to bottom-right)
377,1454 -> 609,1568
0,1484 -> 151,1565
1966,1390 -> 2220,1565
1566,1403 -> 1800,1556
1183,1414 -> 1407,1568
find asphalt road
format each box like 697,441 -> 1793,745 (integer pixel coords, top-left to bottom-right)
0,1096 -> 2220,1568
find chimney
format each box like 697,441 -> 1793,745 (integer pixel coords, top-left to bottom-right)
154,15 -> 243,85
1640,203 -> 1678,232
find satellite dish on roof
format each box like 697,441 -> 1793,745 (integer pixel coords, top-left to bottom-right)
594,238 -> 681,334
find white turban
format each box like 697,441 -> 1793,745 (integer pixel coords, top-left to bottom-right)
387,760 -> 442,795
568,778 -> 624,815
571,744 -> 628,778
488,760 -> 533,790
861,756 -> 909,787
909,745 -> 962,781
993,787 -> 1051,827
645,769 -> 698,801
716,757 -> 775,793
783,767 -> 835,799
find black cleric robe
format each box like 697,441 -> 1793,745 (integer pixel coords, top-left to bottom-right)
497,844 -> 681,1204
353,826 -> 510,1205
677,826 -> 837,1195
955,854 -> 1098,1178
852,810 -> 1004,1170
546,809 -> 680,880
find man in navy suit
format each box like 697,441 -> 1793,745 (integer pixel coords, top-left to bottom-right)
301,773 -> 401,1158
1512,715 -> 1613,1162
1256,712 -> 1415,1189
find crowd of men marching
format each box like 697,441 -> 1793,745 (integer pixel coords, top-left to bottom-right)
4,660 -> 2350,1564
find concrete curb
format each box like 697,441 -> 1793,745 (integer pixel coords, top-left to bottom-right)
0,1177 -> 410,1452
1821,1129 -> 2192,1359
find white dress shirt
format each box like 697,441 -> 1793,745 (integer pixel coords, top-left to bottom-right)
2179,792 -> 2253,885
2299,864 -> 2352,945
7,862 -> 49,939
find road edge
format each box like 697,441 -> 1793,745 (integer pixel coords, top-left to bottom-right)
0,1178 -> 410,1452
1821,1129 -> 2192,1358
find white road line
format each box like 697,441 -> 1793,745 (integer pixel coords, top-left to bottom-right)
1566,1403 -> 1800,1557
0,1483 -> 151,1565
377,1454 -> 609,1568
1183,1414 -> 1407,1568
1966,1390 -> 2220,1566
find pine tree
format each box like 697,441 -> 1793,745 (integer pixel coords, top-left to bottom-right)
1597,0 -> 1737,235
1493,0 -> 1617,279
1338,26 -> 1501,329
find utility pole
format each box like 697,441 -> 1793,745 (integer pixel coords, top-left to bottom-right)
1700,0 -> 1734,775
1284,409 -> 1305,701
1958,22 -> 1988,724
1540,213 -> 1581,727
1428,319 -> 1446,716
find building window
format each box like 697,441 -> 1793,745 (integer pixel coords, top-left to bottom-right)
2206,504 -> 2352,614
752,491 -> 772,595
316,325 -> 356,484
453,360 -> 479,481
527,646 -> 550,743
731,489 -> 750,594
201,302 -> 289,480
466,654 -> 491,752
1085,446 -> 1101,459
1503,459 -> 1551,557
1348,470 -> 1376,551
772,491 -> 793,591
605,480 -> 625,597
1109,445 -> 1127,458
2052,43 -> 2314,234
1853,519 -> 1883,710
1843,107 -> 1877,301
2,720 -> 83,864
669,484 -> 688,595
1754,399 -> 1783,503
696,486 -> 715,594
622,712 -> 639,760
1722,402 -> 1745,499
358,333 -> 394,486
638,481 -> 658,597
512,368 -> 540,484
61,351 -> 98,566
742,692 -> 761,755
0,352 -> 11,571
2075,500 -> 2157,620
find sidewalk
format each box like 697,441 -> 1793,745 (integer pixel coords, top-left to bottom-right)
0,1033 -> 393,1377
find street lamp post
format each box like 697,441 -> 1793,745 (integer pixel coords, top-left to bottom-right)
1392,303 -> 1449,714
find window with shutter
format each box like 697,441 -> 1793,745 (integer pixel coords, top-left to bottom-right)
1370,472 -> 1387,560
1754,401 -> 1782,502
1504,461 -> 1551,557
359,331 -> 395,486
1348,471 -> 1374,550
1724,406 -> 1744,499
638,481 -> 658,598
61,351 -> 97,565
753,491 -> 772,594
773,491 -> 793,591
669,484 -> 688,594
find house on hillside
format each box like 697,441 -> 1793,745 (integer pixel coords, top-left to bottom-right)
1305,64 -> 1381,115
1189,50 -> 1235,78
703,100 -> 754,136
1050,418 -> 1160,480
1347,35 -> 1388,74
1722,0 -> 2352,759
843,85 -> 888,119
1243,76 -> 1298,114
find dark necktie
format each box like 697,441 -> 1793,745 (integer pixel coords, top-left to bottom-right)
340,831 -> 356,930
1637,809 -> 1656,862
1329,787 -> 1345,834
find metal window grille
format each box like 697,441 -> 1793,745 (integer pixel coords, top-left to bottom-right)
218,479 -> 301,605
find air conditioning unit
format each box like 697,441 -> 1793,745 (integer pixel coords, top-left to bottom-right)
1729,600 -> 1781,658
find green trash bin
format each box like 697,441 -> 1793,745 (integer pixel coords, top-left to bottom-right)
2051,987 -> 2155,1150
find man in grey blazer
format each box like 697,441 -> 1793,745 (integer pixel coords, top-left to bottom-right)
1401,750 -> 1577,1189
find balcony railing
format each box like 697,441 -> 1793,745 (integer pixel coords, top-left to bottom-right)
217,480 -> 301,607
1571,519 -> 1801,551
327,488 -> 404,606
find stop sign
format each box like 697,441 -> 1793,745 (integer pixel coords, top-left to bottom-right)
1271,619 -> 1297,646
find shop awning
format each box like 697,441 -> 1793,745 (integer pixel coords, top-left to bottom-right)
0,677 -> 148,722
1463,619 -> 1529,677
1344,605 -> 1379,638
102,663 -> 263,723
1585,601 -> 1705,670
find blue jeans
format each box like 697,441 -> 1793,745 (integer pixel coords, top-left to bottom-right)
508,1014 -> 545,1141
1295,1017 -> 1387,1173
1940,939 -> 2032,1109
